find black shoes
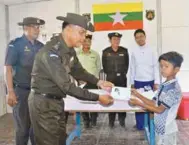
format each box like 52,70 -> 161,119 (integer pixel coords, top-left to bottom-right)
84,120 -> 97,129
119,120 -> 125,128
109,122 -> 114,128
84,122 -> 90,128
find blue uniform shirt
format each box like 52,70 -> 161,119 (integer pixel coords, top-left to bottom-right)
5,35 -> 44,88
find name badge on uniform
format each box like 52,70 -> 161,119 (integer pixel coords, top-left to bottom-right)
24,46 -> 31,52
117,73 -> 121,76
107,53 -> 111,56
119,53 -> 124,56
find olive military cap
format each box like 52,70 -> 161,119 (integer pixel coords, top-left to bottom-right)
56,13 -> 94,32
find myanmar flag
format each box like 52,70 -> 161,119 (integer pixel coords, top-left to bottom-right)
93,2 -> 143,31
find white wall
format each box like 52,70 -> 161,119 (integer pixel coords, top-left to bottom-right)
0,4 -> 7,116
161,0 -> 189,92
8,0 -> 76,43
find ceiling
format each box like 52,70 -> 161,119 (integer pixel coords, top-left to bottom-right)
0,0 -> 52,5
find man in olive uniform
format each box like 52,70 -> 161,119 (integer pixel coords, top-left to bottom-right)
28,13 -> 114,145
5,17 -> 45,145
102,32 -> 129,128
77,34 -> 101,128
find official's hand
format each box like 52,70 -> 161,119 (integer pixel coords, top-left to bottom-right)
99,95 -> 114,105
7,91 -> 17,107
97,80 -> 114,91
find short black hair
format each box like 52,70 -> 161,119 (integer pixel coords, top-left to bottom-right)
159,51 -> 184,68
62,21 -> 70,30
134,29 -> 146,37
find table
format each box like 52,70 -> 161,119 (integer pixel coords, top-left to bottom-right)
64,97 -> 155,145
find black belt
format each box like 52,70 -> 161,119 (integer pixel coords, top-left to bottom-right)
31,89 -> 62,100
43,94 -> 62,100
107,73 -> 126,76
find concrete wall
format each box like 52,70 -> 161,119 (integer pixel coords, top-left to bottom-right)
0,4 -> 7,116
161,0 -> 189,92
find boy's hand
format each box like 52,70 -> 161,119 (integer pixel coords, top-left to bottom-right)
153,84 -> 159,91
131,88 -> 140,97
129,98 -> 143,106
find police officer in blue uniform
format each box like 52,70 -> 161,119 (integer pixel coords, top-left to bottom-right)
5,17 -> 45,145
102,32 -> 129,128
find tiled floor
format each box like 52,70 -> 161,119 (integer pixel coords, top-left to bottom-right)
0,113 -> 189,145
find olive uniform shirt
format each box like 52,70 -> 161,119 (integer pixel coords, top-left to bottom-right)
31,34 -> 99,101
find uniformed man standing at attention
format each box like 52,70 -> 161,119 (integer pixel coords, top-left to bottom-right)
5,17 -> 45,145
28,13 -> 114,145
77,34 -> 101,128
102,32 -> 129,128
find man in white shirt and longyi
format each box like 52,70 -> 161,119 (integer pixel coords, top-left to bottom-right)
130,29 -> 160,130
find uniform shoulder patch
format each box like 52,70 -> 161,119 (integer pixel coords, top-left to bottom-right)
103,47 -> 110,53
49,53 -> 59,58
9,37 -> 21,47
120,46 -> 127,50
8,44 -> 14,47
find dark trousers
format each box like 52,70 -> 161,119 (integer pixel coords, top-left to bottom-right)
134,80 -> 154,130
107,74 -> 127,125
82,83 -> 98,125
28,92 -> 66,145
13,86 -> 35,145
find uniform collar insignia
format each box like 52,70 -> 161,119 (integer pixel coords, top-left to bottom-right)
24,46 -> 30,52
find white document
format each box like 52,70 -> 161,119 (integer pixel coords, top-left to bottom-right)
111,87 -> 131,101
141,90 -> 155,100
131,90 -> 156,103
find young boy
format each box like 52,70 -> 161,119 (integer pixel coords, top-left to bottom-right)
129,51 -> 183,145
